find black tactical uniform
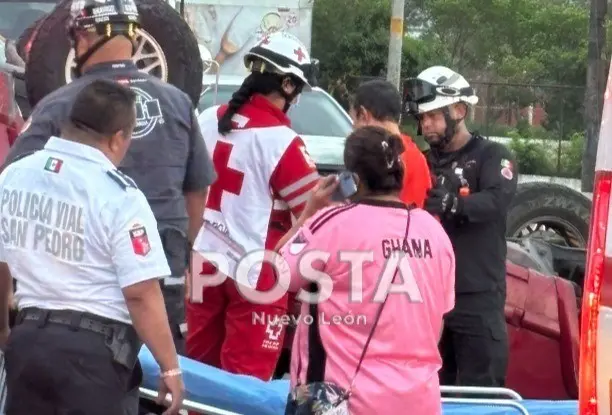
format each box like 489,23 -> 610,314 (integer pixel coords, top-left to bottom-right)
427,134 -> 518,387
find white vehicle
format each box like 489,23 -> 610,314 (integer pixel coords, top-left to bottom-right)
198,74 -> 351,171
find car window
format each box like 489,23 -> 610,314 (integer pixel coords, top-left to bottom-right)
301,135 -> 345,166
290,91 -> 352,138
0,1 -> 55,64
0,2 -> 53,40
198,84 -> 350,166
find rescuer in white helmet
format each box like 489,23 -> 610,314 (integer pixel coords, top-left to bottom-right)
187,31 -> 321,382
405,65 -> 479,151
405,66 -> 518,388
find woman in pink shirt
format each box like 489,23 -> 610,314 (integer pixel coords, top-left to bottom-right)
276,126 -> 456,415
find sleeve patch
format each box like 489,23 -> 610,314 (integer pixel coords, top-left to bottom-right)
288,231 -> 309,255
107,169 -> 138,190
129,223 -> 151,256
299,145 -> 316,169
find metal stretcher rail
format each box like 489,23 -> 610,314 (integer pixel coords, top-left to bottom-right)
441,385 -> 524,400
139,388 -> 241,415
442,398 -> 530,415
139,385 -> 531,415
441,385 -> 530,415
0,353 -> 530,415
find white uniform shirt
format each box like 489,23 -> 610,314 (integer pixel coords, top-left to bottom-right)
0,136 -> 171,324
194,100 -> 318,288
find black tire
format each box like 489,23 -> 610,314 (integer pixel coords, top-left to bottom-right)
16,14 -> 48,61
14,77 -> 31,120
506,182 -> 592,248
25,0 -> 203,108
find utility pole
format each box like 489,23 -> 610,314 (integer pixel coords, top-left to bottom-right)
583,0 -> 607,192
387,0 -> 405,90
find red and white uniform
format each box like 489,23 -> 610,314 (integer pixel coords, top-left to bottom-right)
187,94 -> 318,380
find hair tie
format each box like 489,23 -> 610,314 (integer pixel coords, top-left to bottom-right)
381,141 -> 395,169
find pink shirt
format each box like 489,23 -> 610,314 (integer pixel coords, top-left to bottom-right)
279,199 -> 455,415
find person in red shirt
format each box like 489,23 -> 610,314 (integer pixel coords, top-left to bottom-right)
349,80 -> 432,207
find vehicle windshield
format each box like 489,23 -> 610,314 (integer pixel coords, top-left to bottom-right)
198,84 -> 350,166
0,1 -> 55,64
0,1 -> 54,40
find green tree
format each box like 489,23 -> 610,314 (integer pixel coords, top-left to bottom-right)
311,0 -> 391,95
412,0 -> 589,136
311,0 -> 601,146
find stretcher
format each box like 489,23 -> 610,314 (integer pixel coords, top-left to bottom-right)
137,346 -> 579,415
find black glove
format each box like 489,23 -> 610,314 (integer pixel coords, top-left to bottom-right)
435,170 -> 462,193
424,187 -> 462,219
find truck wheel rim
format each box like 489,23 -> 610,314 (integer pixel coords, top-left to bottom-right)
64,29 -> 168,84
512,215 -> 586,248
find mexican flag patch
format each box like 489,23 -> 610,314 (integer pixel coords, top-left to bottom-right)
44,157 -> 63,173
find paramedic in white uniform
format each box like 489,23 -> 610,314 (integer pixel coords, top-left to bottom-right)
0,80 -> 184,415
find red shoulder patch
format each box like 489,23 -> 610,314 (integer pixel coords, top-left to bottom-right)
129,224 -> 151,256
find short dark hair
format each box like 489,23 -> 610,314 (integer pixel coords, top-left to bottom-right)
344,125 -> 405,194
351,79 -> 402,123
69,79 -> 136,137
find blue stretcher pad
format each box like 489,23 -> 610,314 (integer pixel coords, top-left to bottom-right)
138,346 -> 577,415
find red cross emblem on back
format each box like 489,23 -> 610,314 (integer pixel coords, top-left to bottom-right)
207,142 -> 245,212
294,48 -> 305,62
259,35 -> 271,46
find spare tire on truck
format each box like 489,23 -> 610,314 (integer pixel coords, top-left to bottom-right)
24,0 -> 203,108
506,182 -> 591,248
16,14 -> 48,63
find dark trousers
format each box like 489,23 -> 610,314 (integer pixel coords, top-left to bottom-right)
162,283 -> 185,355
5,320 -> 140,415
439,291 -> 509,388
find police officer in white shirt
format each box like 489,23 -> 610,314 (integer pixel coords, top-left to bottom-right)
0,80 -> 184,415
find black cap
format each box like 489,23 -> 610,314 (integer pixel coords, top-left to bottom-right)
70,0 -> 140,35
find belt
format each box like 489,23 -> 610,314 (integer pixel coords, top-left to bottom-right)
17,308 -> 114,337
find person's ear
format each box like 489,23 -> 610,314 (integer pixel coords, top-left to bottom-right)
358,106 -> 373,123
452,102 -> 467,119
282,77 -> 297,96
109,129 -> 130,153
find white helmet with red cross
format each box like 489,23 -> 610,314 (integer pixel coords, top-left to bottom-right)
244,31 -> 318,90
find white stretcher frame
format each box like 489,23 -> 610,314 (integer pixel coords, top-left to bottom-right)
139,387 -> 240,415
138,385 -> 531,415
